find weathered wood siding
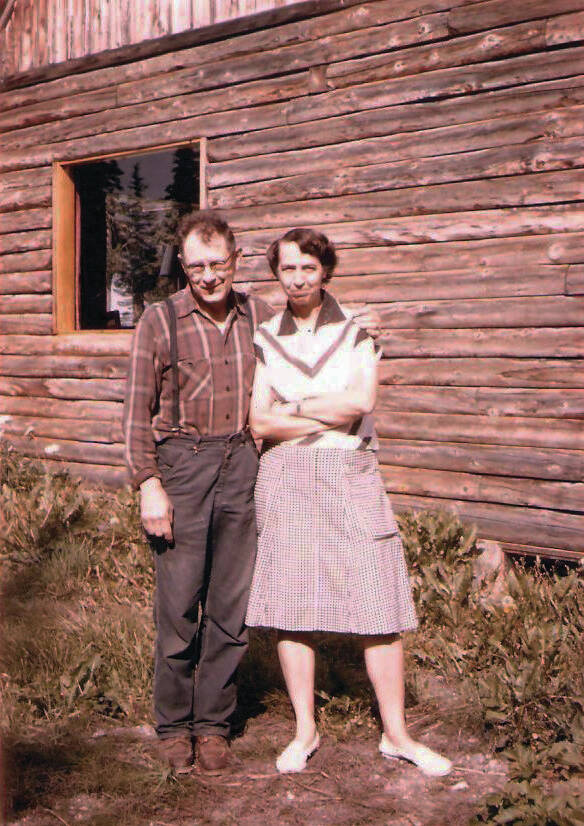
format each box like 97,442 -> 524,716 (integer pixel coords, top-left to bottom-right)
0,0 -> 311,77
1,0 -> 583,558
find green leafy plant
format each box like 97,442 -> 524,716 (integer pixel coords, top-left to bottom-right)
399,509 -> 584,825
472,779 -> 584,825
0,447 -> 153,732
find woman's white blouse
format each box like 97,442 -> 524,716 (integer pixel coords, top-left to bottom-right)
253,291 -> 381,450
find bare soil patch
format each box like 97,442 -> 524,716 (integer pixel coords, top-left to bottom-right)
7,693 -> 506,826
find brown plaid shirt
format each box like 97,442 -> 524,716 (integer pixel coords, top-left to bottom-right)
123,287 -> 274,488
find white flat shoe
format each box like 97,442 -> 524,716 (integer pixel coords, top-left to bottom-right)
276,732 -> 320,773
379,733 -> 452,777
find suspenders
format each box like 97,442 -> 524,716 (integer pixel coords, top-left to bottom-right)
164,297 -> 181,432
164,295 -> 256,433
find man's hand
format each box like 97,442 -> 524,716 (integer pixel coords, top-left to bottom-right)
345,303 -> 383,339
140,477 -> 173,542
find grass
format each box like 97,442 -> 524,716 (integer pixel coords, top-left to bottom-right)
1,445 -> 583,825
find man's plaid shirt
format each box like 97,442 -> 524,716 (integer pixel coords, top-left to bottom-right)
123,286 -> 273,488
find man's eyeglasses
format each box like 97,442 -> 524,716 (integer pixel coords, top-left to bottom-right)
179,251 -> 237,277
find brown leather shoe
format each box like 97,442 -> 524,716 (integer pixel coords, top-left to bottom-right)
195,735 -> 232,773
157,734 -> 193,773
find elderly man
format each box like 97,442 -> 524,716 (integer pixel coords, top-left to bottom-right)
123,210 -> 378,773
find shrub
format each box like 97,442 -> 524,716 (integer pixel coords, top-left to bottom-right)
399,509 -> 584,826
0,446 -> 153,731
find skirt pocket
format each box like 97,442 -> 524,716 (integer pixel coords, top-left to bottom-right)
343,462 -> 399,541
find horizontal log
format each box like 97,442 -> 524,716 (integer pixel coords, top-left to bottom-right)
211,73 -> 584,162
324,17 -> 550,90
378,357 -> 584,388
0,377 -> 125,401
210,104 -> 584,188
566,265 -> 584,295
239,233 -> 584,280
248,290 -> 584,335
381,464 -> 584,511
0,378 -> 584,434
0,86 -> 118,133
0,230 -> 52,254
282,43 -> 584,129
5,12 -> 557,150
0,354 -> 129,378
375,411 -> 584,449
0,70 -> 320,149
545,10 -> 584,46
0,186 -> 51,213
212,134 -> 584,208
0,413 -> 122,443
0,447 -> 128,487
237,205 -> 584,254
0,294 -> 52,314
326,12 -> 584,91
0,249 -> 51,273
378,438 -> 584,481
0,271 -> 52,294
4,42 -> 584,174
0,167 -> 52,191
0,106 -> 285,173
19,6 -> 556,147
0,101 -> 310,174
0,314 -> 52,334
380,327 -> 584,358
377,295 -> 584,330
447,0 -> 584,35
377,386 -> 584,418
48,459 -> 128,488
2,13 -> 569,141
0,11 -> 449,167
0,3 -> 580,130
5,371 -> 580,418
0,394 -> 123,420
389,492 -> 584,552
500,542 -> 583,562
549,233 -> 584,265
0,433 -> 124,465
113,13 -> 448,108
0,208 -> 51,235
241,265 -> 566,306
0,0 -> 462,102
0,332 -> 132,355
224,169 -> 584,230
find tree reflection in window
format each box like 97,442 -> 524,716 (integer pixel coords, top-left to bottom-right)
76,146 -> 198,329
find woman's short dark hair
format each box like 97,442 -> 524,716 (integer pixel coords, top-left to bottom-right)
177,209 -> 236,254
267,228 -> 337,283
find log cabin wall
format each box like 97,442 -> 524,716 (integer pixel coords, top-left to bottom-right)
0,0 -> 312,77
0,0 -> 583,559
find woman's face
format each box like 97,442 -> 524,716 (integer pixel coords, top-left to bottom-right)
276,241 -> 325,312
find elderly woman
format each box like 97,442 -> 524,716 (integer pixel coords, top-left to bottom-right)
246,228 -> 451,777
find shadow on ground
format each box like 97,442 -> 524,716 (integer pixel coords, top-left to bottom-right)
4,677 -> 506,826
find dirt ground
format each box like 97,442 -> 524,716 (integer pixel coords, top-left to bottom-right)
8,704 -> 507,826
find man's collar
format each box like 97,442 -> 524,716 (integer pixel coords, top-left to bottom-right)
277,290 -> 346,336
173,287 -> 196,318
172,286 -> 247,319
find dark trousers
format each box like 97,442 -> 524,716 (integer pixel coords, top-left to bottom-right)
152,432 -> 259,739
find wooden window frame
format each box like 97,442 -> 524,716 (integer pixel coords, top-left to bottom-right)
52,138 -> 207,334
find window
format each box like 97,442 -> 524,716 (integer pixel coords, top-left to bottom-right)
53,141 -> 204,332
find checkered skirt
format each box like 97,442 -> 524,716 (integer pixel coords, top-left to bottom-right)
246,445 -> 418,635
